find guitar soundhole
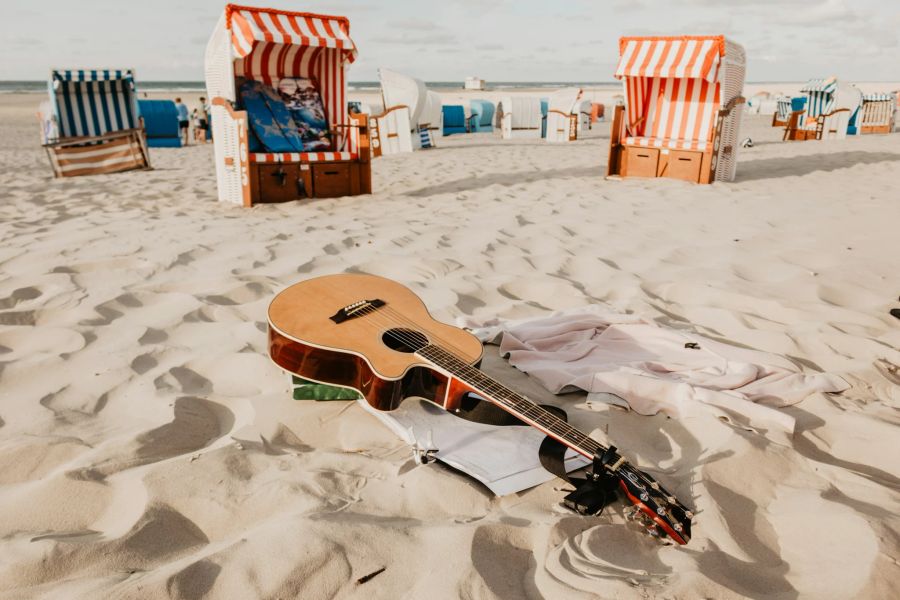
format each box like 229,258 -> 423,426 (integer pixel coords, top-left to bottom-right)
382,328 -> 428,353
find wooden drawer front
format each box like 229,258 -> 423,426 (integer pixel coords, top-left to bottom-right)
257,164 -> 302,203
668,150 -> 703,183
625,147 -> 659,178
313,163 -> 352,198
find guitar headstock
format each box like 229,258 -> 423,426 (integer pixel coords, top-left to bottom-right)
615,463 -> 692,545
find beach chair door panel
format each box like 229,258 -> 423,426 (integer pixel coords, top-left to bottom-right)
625,147 -> 660,178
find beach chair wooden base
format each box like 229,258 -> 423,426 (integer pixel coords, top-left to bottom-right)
860,124 -> 892,134
612,145 -> 713,183
44,129 -> 151,178
249,159 -> 370,204
771,112 -> 787,127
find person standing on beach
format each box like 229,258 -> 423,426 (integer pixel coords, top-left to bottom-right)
175,98 -> 190,146
196,97 -> 210,144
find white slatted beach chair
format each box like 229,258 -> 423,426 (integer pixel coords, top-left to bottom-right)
498,97 -> 543,139
607,35 -> 746,184
574,100 -> 592,133
372,68 -> 440,156
859,93 -> 896,134
205,4 -> 371,206
40,69 -> 150,177
545,87 -> 582,143
772,96 -> 792,126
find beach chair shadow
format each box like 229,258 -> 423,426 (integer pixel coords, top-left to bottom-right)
735,151 -> 900,182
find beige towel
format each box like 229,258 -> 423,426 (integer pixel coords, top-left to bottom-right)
467,306 -> 849,435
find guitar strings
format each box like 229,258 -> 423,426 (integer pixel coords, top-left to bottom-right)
338,301 -> 605,456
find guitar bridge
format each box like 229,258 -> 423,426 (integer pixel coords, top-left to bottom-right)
330,299 -> 386,324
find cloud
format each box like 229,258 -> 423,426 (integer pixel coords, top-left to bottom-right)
475,43 -> 504,51
370,32 -> 458,45
387,18 -> 441,30
12,37 -> 40,47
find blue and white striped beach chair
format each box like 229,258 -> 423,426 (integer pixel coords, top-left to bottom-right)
41,69 -> 151,177
772,96 -> 792,126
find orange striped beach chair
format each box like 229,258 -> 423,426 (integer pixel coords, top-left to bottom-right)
204,4 -> 371,206
607,35 -> 746,184
40,70 -> 151,178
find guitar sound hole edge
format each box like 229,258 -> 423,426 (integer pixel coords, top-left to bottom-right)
382,328 -> 428,353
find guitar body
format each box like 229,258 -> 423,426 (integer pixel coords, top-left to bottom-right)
268,273 -> 484,411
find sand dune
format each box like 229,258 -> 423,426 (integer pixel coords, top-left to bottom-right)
0,93 -> 899,599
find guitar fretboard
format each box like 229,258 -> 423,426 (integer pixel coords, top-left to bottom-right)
417,344 -> 606,459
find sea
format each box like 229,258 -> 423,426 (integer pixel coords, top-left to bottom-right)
1,80 -> 622,94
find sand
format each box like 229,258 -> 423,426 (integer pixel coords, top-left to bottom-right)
0,90 -> 899,599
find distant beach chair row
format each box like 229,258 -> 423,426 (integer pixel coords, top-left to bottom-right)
35,3 -> 897,196
771,77 -> 895,140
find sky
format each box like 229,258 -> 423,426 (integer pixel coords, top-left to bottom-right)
2,0 -> 899,82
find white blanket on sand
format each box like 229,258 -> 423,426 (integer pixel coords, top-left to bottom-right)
466,306 -> 849,435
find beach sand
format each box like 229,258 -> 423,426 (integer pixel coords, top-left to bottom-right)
1,91 -> 899,599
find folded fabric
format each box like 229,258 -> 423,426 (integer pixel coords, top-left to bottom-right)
465,306 -> 849,435
277,77 -> 332,151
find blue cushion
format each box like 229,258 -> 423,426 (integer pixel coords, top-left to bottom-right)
239,79 -> 305,153
442,105 -> 467,135
277,78 -> 331,151
469,100 -> 494,132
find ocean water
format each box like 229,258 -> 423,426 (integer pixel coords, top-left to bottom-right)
1,80 -> 621,94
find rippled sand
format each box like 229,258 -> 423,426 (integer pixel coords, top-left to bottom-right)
1,93 -> 899,599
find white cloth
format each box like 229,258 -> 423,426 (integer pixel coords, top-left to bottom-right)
359,398 -> 589,496
465,306 -> 849,435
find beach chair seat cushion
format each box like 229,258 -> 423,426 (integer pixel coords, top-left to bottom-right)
277,78 -> 332,151
250,151 -> 358,163
442,105 -> 467,135
624,136 -> 711,151
240,79 -> 305,153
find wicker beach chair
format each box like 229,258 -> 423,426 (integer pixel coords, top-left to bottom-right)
607,35 -> 746,184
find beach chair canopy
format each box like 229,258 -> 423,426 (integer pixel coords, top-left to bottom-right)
379,68 -> 427,128
207,4 -> 358,151
48,70 -> 140,141
613,35 -> 745,151
798,77 -> 856,119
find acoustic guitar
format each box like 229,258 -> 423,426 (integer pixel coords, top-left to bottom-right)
267,273 -> 692,544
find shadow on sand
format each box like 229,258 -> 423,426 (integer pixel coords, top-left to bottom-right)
736,150 -> 900,182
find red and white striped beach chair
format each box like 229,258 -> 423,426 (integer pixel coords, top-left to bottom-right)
204,4 -> 371,206
607,35 -> 746,184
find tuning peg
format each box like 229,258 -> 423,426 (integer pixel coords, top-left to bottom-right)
673,522 -> 683,532
666,496 -> 677,504
684,510 -> 694,519
650,481 -> 660,490
640,492 -> 650,502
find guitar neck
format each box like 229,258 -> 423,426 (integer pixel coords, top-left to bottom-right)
417,344 -> 606,460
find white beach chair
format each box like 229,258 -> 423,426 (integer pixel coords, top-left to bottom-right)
545,87 -> 582,143
498,97 -> 542,139
374,68 -> 442,155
